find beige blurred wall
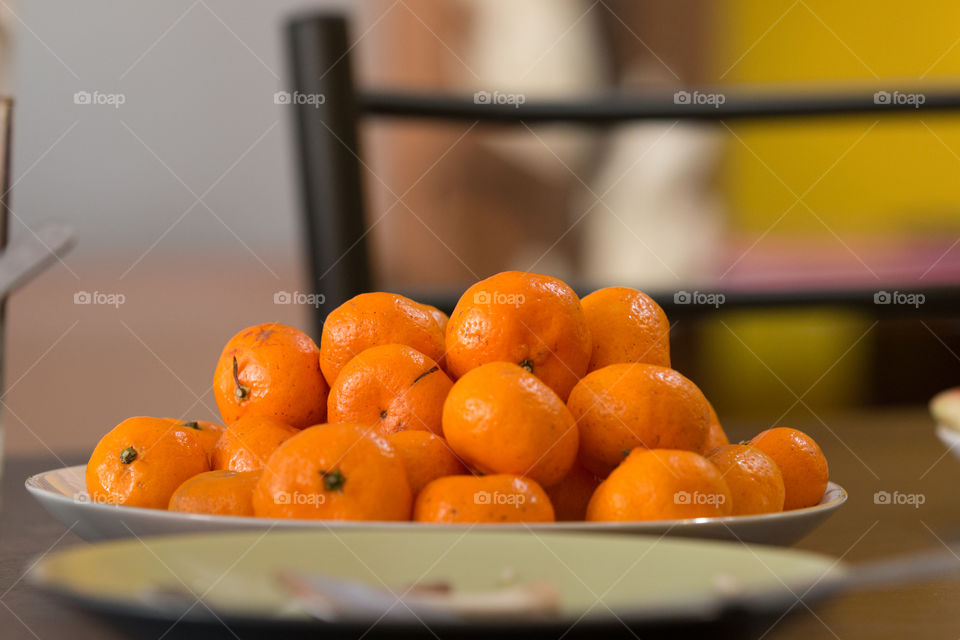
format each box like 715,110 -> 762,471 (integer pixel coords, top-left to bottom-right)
4,1 -> 355,457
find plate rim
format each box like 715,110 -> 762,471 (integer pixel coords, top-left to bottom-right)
25,464 -> 848,531
28,526 -> 846,629
936,422 -> 960,442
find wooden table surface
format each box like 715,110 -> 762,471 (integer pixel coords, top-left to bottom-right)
2,407 -> 960,639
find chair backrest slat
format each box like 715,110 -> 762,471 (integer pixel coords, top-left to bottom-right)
287,12 -> 960,337
287,15 -> 372,336
358,90 -> 960,123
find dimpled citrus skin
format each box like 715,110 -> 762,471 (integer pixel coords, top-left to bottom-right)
170,419 -> 225,466
424,305 -> 449,335
587,449 -> 732,522
422,305 -> 449,369
213,323 -> 329,429
389,430 -> 467,496
86,416 -> 211,510
168,470 -> 262,516
568,363 -> 710,476
442,362 -> 579,487
328,344 -> 453,436
414,474 -> 555,523
701,403 -> 730,453
445,271 -> 591,401
319,293 -> 446,387
544,462 -> 602,521
212,414 -> 299,472
252,423 -> 412,521
581,287 -> 671,372
706,444 -> 785,516
750,427 -> 829,510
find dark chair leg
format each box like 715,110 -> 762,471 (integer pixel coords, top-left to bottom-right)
287,14 -> 372,338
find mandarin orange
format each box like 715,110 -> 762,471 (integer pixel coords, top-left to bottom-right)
544,462 -> 601,521
319,293 -> 446,386
327,344 -> 452,436
581,286 -> 670,371
750,427 -> 828,510
168,469 -> 261,516
86,416 -> 210,509
253,423 -> 412,520
442,361 -> 578,487
389,430 -> 467,496
706,444 -> 785,515
212,414 -> 299,472
213,323 -> 328,429
414,474 -> 555,523
701,403 -> 730,452
568,363 -> 710,476
587,448 -> 732,521
445,271 -> 590,401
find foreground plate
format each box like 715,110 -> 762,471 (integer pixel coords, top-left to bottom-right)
28,528 -> 843,635
26,465 -> 846,545
936,423 -> 960,460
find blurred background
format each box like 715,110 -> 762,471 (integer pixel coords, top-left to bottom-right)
4,0 -> 960,455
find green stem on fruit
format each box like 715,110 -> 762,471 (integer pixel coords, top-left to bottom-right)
411,366 -> 439,386
232,356 -> 250,402
321,469 -> 346,492
519,359 -> 534,373
120,446 -> 138,464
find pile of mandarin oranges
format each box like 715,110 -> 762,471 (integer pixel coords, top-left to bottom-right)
86,271 -> 830,523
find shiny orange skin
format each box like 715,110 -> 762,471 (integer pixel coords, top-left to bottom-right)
750,427 -> 829,510
424,305 -> 449,334
389,430 -> 467,496
253,423 -> 412,521
442,362 -> 579,487
171,419 -> 225,465
445,271 -> 591,401
319,293 -> 446,387
168,470 -> 262,516
587,449 -> 732,521
701,403 -> 730,452
706,445 -> 785,516
544,463 -> 602,521
581,287 -> 671,372
414,474 -> 555,523
568,363 -> 710,477
423,305 -> 450,370
212,414 -> 299,472
328,344 -> 453,436
213,323 -> 329,429
86,416 -> 210,509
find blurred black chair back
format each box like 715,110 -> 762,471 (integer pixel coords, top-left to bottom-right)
286,13 -> 960,337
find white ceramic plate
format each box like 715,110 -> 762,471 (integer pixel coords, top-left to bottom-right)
28,528 -> 845,633
26,464 -> 846,546
935,423 -> 960,459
